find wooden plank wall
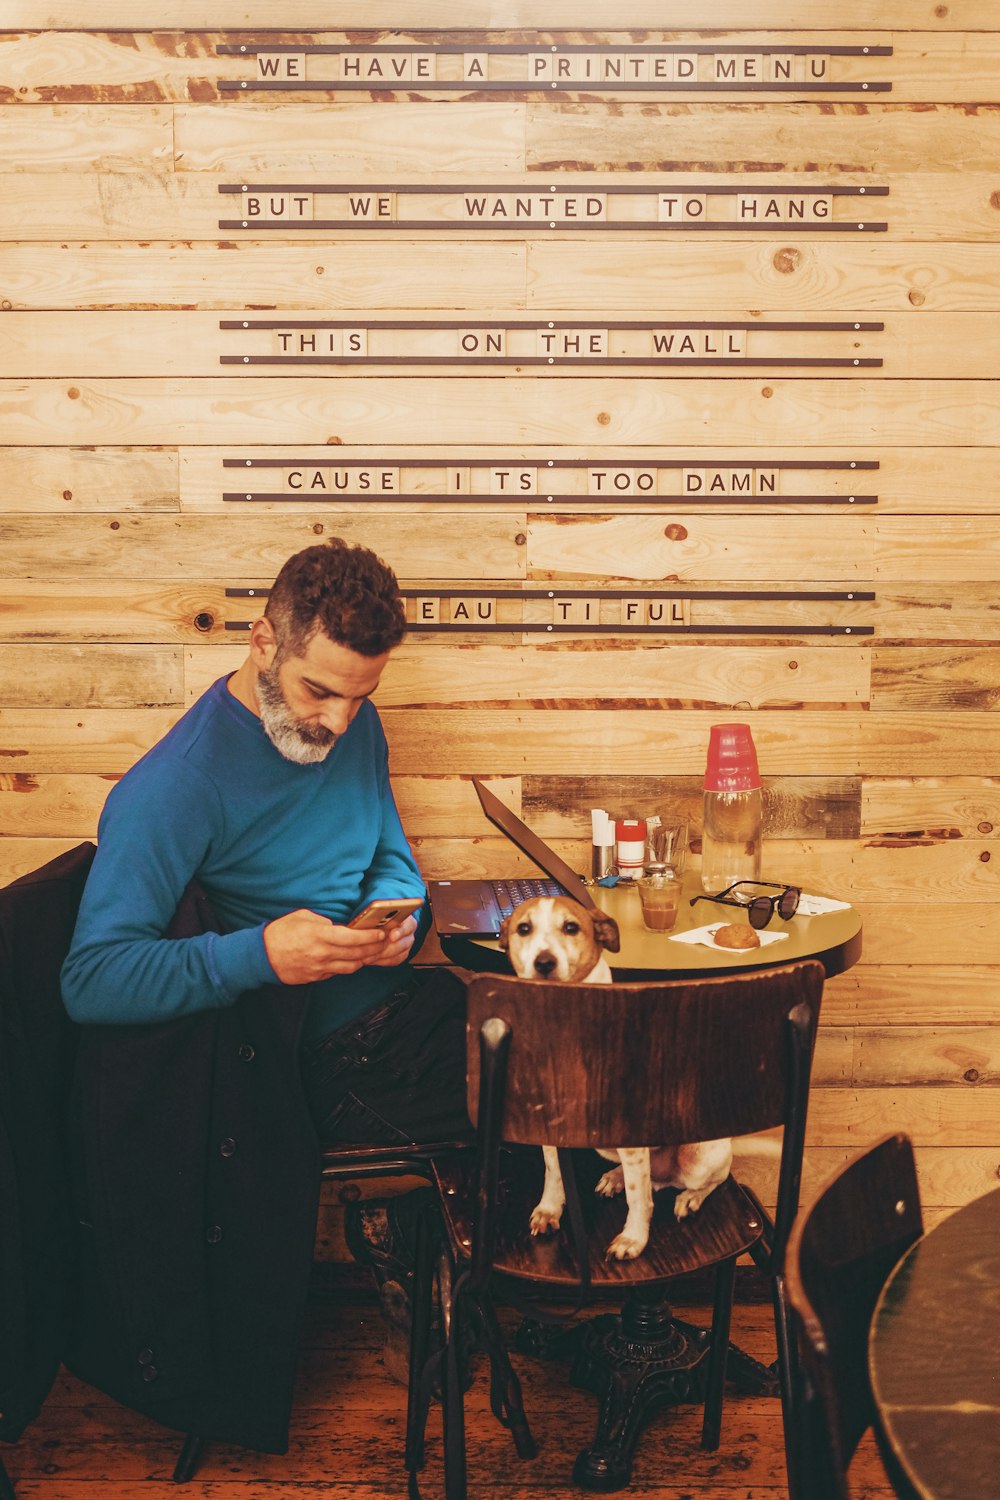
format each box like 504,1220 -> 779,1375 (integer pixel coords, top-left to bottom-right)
1,1 -> 998,1228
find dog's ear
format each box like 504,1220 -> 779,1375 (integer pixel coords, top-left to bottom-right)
497,913 -> 512,951
593,912 -> 621,953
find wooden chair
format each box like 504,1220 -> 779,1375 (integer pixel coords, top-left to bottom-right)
411,961 -> 825,1498
784,1132 -> 923,1500
173,1134 -> 468,1484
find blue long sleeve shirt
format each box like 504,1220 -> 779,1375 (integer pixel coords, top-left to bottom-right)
61,675 -> 429,1043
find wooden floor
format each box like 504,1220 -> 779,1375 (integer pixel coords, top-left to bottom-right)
5,1290 -> 896,1499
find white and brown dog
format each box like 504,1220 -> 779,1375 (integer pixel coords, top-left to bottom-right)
498,894 -> 735,1261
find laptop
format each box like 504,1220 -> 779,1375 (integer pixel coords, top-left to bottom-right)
427,777 -> 597,937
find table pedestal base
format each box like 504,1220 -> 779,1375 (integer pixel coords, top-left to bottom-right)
515,1288 -> 779,1493
570,1290 -> 710,1492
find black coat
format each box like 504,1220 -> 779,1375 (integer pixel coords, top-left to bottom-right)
1,846 -> 322,1456
0,843 -> 94,1443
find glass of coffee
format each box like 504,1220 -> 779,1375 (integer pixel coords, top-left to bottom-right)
636,869 -> 683,932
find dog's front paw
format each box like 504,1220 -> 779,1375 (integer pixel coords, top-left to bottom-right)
530,1205 -> 563,1236
595,1166 -> 625,1198
674,1186 -> 711,1219
605,1228 -> 648,1261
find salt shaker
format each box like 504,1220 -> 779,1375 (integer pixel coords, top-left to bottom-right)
615,818 -> 647,881
590,808 -> 617,881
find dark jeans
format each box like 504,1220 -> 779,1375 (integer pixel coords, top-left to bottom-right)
300,966 -> 471,1148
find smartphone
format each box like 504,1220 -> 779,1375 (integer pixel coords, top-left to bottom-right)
348,897 -> 424,930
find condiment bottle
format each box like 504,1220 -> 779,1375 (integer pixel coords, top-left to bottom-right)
701,723 -> 762,892
590,808 -> 616,881
615,818 -> 646,880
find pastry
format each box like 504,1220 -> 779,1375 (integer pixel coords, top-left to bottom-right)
713,922 -> 761,950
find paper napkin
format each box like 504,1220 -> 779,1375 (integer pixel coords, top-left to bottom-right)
669,923 -> 790,950
795,893 -> 852,916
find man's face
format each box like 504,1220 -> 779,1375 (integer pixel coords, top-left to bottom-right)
255,629 -> 390,765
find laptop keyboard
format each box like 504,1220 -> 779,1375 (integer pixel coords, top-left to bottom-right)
492,877 -> 565,919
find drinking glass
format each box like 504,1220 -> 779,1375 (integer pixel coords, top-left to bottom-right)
637,871 -> 683,932
645,820 -> 688,876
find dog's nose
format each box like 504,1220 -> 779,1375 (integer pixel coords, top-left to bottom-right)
533,952 -> 557,977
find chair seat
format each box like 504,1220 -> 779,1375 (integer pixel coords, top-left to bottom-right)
434,1147 -> 763,1288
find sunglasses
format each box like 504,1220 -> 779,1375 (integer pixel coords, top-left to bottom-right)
690,880 -> 801,930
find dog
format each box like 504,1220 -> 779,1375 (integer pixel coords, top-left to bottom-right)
498,894 -> 735,1261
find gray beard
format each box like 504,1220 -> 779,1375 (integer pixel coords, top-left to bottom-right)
256,664 -> 336,765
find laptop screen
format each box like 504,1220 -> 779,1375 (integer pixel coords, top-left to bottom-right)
471,778 -> 597,911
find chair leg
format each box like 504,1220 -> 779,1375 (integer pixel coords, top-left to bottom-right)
0,1453 -> 17,1500
441,1279 -> 470,1500
771,1272 -> 802,1495
701,1254 -> 737,1450
477,1292 -> 537,1461
405,1201 -> 437,1479
172,1434 -> 207,1483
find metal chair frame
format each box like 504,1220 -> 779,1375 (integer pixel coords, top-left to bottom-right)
173,1137 -> 467,1485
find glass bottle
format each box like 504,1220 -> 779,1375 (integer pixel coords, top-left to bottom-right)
701,723 -> 762,893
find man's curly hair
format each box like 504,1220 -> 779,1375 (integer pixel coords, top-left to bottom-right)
265,538 -> 407,660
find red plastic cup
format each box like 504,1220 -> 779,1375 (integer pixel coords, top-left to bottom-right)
704,723 -> 760,791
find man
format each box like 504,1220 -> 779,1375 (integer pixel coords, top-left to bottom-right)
62,537 -> 468,1149
60,540 -> 469,1436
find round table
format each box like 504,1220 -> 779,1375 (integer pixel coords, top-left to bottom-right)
439,869 -> 862,981
869,1188 -> 1000,1500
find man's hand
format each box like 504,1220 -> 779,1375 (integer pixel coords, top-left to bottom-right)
263,909 -> 418,986
366,912 -> 419,968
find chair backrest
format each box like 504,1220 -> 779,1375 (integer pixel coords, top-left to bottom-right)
465,961 -> 825,1149
466,961 -> 824,1275
784,1132 -> 923,1500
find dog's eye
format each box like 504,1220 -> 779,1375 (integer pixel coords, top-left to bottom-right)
516,921 -> 532,936
562,920 -> 580,935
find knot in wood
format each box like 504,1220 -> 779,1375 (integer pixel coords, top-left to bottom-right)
772,247 -> 801,275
